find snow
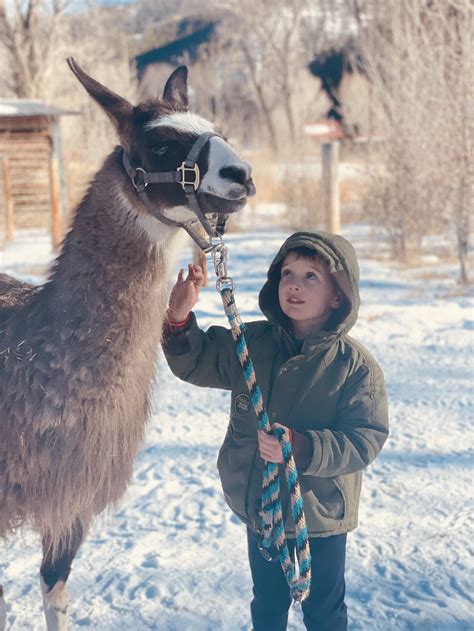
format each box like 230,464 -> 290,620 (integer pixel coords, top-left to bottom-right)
1,226 -> 473,630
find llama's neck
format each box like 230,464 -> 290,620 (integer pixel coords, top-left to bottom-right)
38,149 -> 186,369
49,150 -> 182,314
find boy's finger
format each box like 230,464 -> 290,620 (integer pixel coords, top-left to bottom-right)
258,431 -> 277,449
177,268 -> 184,281
190,264 -> 203,278
190,267 -> 204,287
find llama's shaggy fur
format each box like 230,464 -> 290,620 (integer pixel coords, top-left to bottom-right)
0,150 -> 177,556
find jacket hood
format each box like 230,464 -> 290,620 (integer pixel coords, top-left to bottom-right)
259,231 -> 360,347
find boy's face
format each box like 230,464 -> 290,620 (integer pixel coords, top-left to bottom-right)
278,251 -> 342,335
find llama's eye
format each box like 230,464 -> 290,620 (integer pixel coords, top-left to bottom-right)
152,145 -> 168,156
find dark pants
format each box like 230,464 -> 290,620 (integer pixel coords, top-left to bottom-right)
247,529 -> 348,631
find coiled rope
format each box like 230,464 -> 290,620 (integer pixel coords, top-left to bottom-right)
219,283 -> 311,602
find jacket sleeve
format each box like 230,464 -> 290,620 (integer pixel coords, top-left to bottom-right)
304,360 -> 389,477
162,312 -> 235,390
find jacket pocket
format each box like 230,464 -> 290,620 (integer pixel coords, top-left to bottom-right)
337,471 -> 362,520
217,424 -> 258,523
301,475 -> 346,521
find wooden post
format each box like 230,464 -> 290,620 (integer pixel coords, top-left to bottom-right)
50,119 -> 67,249
321,141 -> 341,234
49,155 -> 62,249
1,158 -> 14,241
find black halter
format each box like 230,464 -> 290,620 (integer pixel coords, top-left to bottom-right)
122,131 -> 223,252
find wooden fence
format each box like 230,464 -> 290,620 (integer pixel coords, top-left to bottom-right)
0,118 -> 63,247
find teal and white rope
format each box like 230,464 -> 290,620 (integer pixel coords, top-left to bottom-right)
220,286 -> 311,602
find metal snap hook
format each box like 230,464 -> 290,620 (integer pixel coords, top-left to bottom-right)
213,245 -> 227,274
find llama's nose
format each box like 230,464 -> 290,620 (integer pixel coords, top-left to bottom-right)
219,165 -> 250,186
219,163 -> 256,197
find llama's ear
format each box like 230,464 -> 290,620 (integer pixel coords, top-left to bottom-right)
163,66 -> 188,108
67,57 -> 133,129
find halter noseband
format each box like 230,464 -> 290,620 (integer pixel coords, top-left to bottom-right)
122,131 -> 223,253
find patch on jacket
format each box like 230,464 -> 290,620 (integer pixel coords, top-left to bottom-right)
235,393 -> 251,416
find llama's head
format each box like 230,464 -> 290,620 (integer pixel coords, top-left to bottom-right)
67,59 -> 255,240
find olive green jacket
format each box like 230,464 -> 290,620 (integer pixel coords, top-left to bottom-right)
163,231 -> 389,537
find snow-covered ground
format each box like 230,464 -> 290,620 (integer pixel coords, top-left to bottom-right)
1,226 -> 472,630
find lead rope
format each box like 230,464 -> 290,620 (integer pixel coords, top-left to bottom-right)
212,245 -> 311,603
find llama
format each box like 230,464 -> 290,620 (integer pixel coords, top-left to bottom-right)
0,58 -> 255,630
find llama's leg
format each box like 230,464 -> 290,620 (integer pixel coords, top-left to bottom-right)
40,520 -> 84,631
0,585 -> 6,631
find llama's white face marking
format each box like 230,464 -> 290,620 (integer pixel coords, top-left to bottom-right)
146,111 -> 253,202
146,112 -> 214,135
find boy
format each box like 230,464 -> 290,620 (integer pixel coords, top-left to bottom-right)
162,231 -> 389,631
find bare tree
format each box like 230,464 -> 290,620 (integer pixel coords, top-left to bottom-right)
216,0 -> 321,151
439,1 -> 473,284
352,0 -> 472,280
0,0 -> 72,98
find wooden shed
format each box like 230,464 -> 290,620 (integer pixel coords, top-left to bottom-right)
0,100 -> 74,247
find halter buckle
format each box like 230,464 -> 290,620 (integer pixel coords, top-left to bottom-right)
177,162 -> 200,191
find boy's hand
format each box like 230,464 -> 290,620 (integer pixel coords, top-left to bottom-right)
167,263 -> 204,323
257,423 -> 290,463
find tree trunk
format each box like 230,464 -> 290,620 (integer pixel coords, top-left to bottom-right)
240,42 -> 278,152
455,181 -> 470,285
457,230 -> 468,285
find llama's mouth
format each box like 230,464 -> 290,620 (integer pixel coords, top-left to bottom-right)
198,192 -> 248,215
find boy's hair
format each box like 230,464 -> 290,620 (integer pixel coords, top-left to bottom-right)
287,246 -> 327,264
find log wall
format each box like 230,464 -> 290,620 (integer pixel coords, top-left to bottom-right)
0,117 -> 53,229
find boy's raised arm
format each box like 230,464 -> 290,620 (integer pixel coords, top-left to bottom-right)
163,264 -> 236,390
163,314 -> 236,390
